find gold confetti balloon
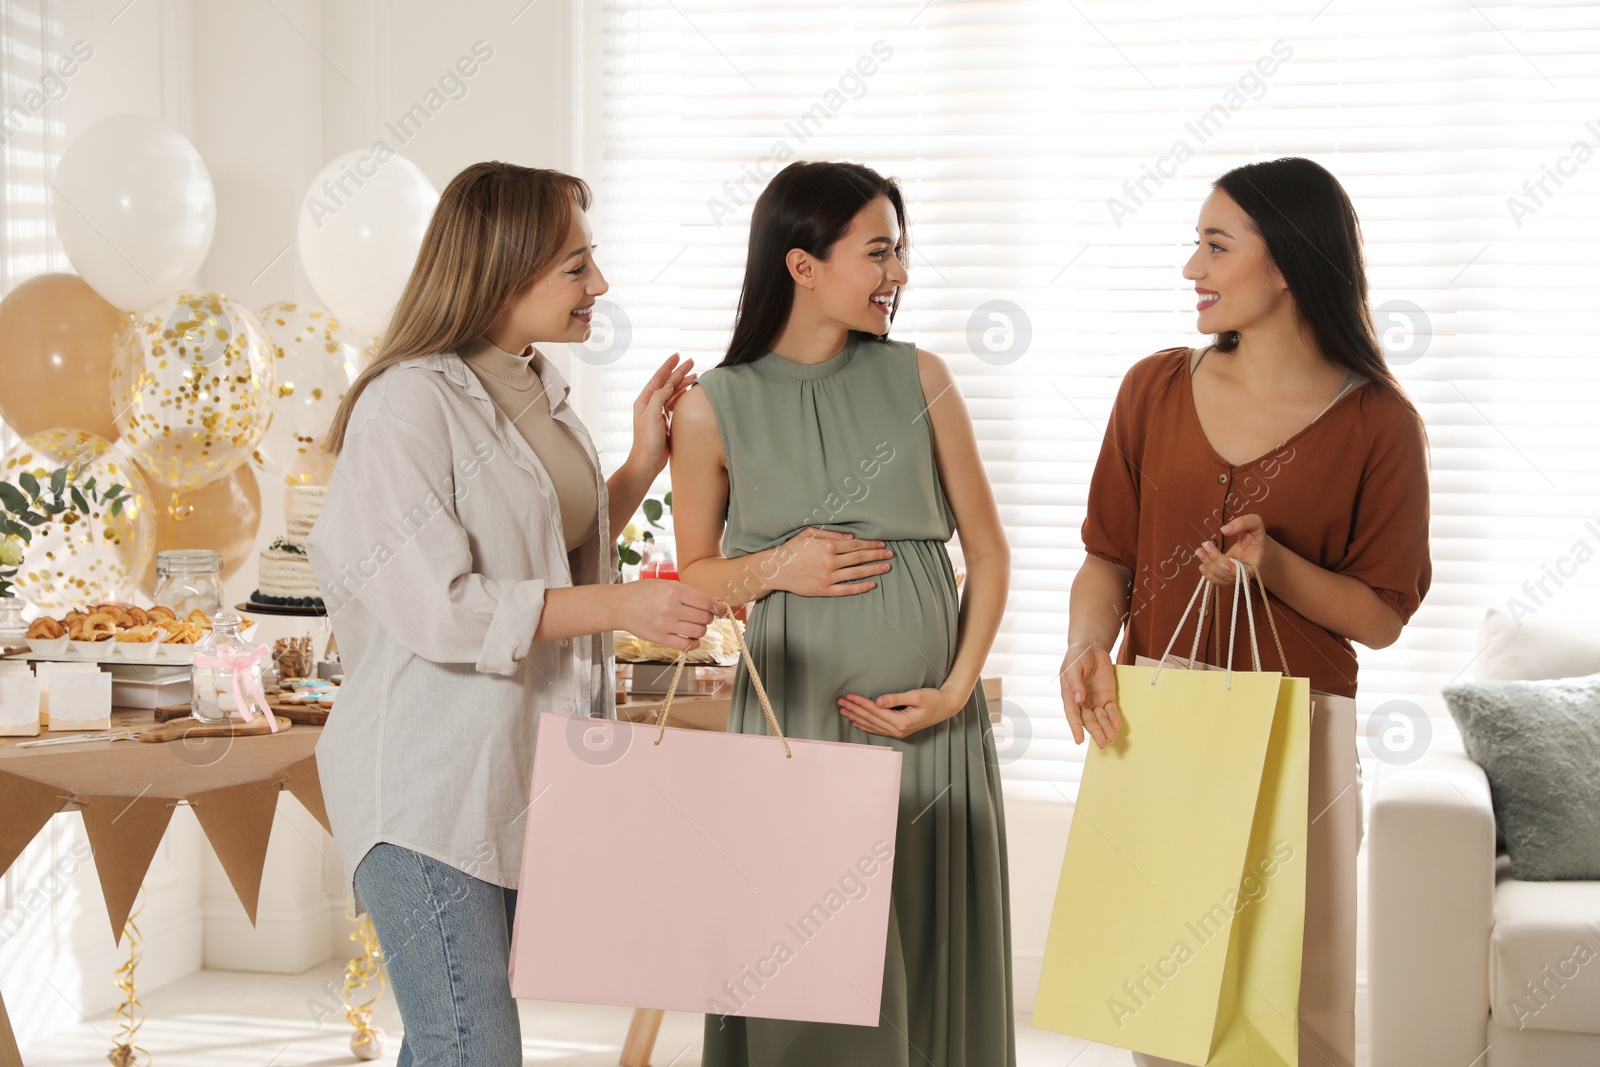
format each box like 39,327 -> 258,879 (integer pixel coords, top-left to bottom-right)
110,291 -> 277,492
251,301 -> 365,483
0,429 -> 155,611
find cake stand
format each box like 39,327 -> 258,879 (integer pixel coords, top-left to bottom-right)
236,601 -> 328,618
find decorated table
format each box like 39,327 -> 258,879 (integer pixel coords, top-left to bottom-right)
0,705 -> 329,1066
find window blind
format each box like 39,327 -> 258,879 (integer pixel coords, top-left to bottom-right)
580,0 -> 1600,781
0,0 -> 66,458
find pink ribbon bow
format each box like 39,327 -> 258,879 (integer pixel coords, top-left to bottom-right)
193,644 -> 276,733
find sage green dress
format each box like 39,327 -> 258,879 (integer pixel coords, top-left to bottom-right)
696,334 -> 1016,1067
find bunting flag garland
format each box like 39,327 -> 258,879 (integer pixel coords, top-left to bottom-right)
80,796 -> 176,943
185,780 -> 283,925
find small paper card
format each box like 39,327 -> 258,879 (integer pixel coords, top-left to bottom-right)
40,663 -> 111,731
0,662 -> 40,736
38,660 -> 101,726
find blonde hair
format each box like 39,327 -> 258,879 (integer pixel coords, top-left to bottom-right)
323,161 -> 592,453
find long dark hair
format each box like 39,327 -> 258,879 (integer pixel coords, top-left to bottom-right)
1210,157 -> 1410,402
721,161 -> 908,368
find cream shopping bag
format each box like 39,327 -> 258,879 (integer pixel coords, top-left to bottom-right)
1132,566 -> 1359,1067
1035,571 -> 1312,1066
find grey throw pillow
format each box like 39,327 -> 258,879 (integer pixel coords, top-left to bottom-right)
1442,672 -> 1600,880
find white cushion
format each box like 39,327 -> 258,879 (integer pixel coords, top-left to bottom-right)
1488,1016 -> 1600,1067
1475,607 -> 1600,683
1490,872 -> 1600,1035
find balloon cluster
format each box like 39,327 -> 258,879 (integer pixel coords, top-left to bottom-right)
0,113 -> 439,609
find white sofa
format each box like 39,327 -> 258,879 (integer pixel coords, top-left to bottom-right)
1367,609 -> 1600,1067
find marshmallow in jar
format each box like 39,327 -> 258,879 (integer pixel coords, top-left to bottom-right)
190,610 -> 265,724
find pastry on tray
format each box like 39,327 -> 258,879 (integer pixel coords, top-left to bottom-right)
26,616 -> 65,640
18,603 -> 231,656
613,615 -> 743,665
69,612 -> 118,641
156,619 -> 206,644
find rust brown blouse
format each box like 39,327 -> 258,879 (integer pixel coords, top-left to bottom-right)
1082,347 -> 1431,697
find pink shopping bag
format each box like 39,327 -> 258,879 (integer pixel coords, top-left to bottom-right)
508,627 -> 903,1026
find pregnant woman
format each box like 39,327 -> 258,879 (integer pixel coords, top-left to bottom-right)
1061,157 -> 1431,1067
308,162 -> 719,1065
671,161 -> 1016,1066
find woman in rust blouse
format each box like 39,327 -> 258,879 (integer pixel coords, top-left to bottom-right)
1059,157 -> 1430,1067
1062,156 -> 1430,737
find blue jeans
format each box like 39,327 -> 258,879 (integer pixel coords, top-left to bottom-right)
352,843 -> 521,1066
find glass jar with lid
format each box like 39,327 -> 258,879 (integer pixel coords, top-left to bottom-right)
152,549 -> 223,616
191,610 -> 270,725
639,538 -> 678,581
0,595 -> 25,644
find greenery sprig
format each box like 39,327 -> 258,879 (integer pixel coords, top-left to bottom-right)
617,491 -> 671,569
0,463 -> 128,600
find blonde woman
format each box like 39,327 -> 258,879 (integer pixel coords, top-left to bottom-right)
308,162 -> 720,1065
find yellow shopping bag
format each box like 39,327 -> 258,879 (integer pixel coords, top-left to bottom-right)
1034,570 -> 1311,1066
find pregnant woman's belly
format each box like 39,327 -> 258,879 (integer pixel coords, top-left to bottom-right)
736,538 -> 961,743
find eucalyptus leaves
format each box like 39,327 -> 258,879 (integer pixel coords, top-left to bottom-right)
0,462 -> 129,600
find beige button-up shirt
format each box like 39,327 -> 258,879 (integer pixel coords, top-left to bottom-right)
306,350 -> 617,895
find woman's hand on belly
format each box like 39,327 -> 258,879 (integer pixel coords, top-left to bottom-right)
772,527 -> 895,597
835,685 -> 965,740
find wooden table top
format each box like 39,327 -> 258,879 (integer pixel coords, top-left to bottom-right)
0,707 -> 322,794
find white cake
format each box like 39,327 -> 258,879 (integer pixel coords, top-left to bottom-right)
253,485 -> 326,607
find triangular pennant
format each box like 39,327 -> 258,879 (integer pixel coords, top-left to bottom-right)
280,755 -> 331,835
0,986 -> 21,1067
0,768 -> 67,875
188,780 -> 280,924
80,793 -> 176,944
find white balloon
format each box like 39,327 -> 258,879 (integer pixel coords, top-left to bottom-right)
297,150 -> 439,338
51,114 -> 216,312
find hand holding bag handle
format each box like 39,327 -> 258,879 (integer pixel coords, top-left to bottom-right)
1151,559 -> 1289,689
652,603 -> 792,758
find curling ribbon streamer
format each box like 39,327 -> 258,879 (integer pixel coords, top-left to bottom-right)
342,907 -> 387,1054
107,887 -> 147,1067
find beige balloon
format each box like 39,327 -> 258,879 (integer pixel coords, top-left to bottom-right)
0,273 -> 127,441
137,463 -> 263,598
